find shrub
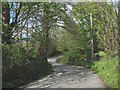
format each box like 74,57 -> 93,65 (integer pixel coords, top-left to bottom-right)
95,51 -> 106,57
2,44 -> 53,88
57,54 -> 69,64
57,51 -> 92,67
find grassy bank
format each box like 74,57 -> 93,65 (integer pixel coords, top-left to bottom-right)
92,57 -> 118,88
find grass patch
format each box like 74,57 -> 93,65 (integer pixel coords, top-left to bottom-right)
92,57 -> 118,88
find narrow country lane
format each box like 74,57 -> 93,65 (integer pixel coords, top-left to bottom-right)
22,55 -> 106,89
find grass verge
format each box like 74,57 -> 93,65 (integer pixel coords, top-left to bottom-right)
91,57 -> 118,88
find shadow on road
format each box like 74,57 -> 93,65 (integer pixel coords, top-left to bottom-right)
22,55 -> 106,89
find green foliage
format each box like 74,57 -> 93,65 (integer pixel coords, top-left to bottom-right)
2,44 -> 53,88
57,29 -> 91,67
92,57 -> 118,88
57,54 -> 69,64
31,31 -> 48,46
73,2 -> 118,55
57,50 -> 92,68
95,51 -> 106,57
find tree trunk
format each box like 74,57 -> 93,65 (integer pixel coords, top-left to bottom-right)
93,35 -> 99,60
2,2 -> 11,44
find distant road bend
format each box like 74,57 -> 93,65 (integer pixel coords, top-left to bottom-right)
22,55 -> 106,89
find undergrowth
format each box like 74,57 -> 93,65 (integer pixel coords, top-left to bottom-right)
2,44 -> 53,88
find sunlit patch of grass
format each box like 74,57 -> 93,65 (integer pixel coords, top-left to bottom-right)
92,57 -> 118,88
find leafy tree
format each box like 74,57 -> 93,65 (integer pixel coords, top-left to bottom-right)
2,2 -> 22,44
72,2 -> 117,58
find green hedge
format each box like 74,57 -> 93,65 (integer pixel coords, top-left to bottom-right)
92,57 -> 118,88
2,44 -> 53,88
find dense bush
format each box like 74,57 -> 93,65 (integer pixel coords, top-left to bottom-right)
92,57 -> 118,88
57,50 -> 92,68
2,44 -> 53,88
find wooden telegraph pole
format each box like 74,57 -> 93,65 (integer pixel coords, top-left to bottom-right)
90,13 -> 94,61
